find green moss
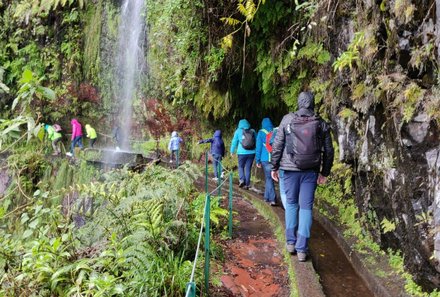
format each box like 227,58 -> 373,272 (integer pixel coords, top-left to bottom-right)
338,107 -> 357,120
83,0 -> 103,81
351,83 -> 367,101
402,83 -> 424,123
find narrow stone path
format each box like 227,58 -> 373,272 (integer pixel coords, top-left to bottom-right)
201,177 -> 325,297
216,195 -> 290,296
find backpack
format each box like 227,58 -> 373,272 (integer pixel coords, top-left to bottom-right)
241,128 -> 256,150
262,129 -> 273,153
53,124 -> 62,132
285,114 -> 322,170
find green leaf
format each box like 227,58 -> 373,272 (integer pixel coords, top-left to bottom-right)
20,69 -> 33,84
22,229 -> 33,239
0,82 -> 9,93
36,86 -> 56,100
29,219 -> 39,229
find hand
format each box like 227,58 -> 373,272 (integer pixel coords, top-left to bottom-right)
317,174 -> 327,185
271,170 -> 279,182
256,163 -> 261,168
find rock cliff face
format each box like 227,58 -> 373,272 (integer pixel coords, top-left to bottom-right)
336,107 -> 440,288
325,0 -> 440,289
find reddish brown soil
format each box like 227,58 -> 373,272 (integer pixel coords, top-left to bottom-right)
210,192 -> 290,297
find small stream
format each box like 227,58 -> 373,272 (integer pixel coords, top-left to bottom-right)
310,220 -> 373,297
251,168 -> 374,296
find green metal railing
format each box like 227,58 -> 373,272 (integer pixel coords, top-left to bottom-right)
185,151 -> 234,297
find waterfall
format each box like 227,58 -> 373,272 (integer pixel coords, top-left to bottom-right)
114,0 -> 146,150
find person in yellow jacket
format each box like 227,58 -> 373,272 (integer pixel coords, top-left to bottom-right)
44,124 -> 62,155
85,124 -> 98,148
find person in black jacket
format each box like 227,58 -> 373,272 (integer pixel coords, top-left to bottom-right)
199,130 -> 226,180
271,91 -> 334,262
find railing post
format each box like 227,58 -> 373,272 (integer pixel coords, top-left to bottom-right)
204,194 -> 211,296
228,172 -> 233,238
205,151 -> 208,194
186,282 -> 196,297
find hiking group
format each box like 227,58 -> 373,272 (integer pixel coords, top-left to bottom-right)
202,91 -> 334,262
44,91 -> 333,262
44,119 -> 98,157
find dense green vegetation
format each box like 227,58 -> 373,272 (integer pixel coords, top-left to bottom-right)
0,146 -> 229,295
1,0 -> 440,295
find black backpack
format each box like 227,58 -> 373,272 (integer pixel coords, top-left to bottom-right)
241,128 -> 256,150
285,114 -> 322,170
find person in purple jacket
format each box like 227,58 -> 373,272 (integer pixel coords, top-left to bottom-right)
199,130 -> 225,181
66,118 -> 83,157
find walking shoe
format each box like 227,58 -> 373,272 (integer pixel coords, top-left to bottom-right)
238,181 -> 245,188
66,152 -> 73,157
244,185 -> 250,190
212,177 -> 218,181
286,244 -> 296,254
297,252 -> 307,262
270,201 -> 277,206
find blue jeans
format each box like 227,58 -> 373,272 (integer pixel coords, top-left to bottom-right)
212,154 -> 222,178
279,169 -> 286,208
283,171 -> 318,252
262,161 -> 276,202
237,154 -> 255,186
70,136 -> 83,155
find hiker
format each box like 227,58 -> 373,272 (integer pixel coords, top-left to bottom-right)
230,119 -> 256,190
85,124 -> 97,148
168,131 -> 183,163
112,125 -> 121,150
67,118 -> 83,157
198,130 -> 225,181
256,117 -> 276,206
44,124 -> 62,156
271,91 -> 334,262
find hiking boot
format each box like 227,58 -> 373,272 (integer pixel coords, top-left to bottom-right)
270,201 -> 277,206
286,244 -> 296,254
238,181 -> 245,188
244,185 -> 250,190
297,252 -> 307,262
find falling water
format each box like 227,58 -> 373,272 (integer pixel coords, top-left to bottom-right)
114,0 -> 146,150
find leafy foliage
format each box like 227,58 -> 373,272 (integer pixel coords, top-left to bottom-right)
0,153 -> 225,296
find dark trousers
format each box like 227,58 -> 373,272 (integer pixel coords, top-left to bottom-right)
212,153 -> 222,178
283,171 -> 318,252
90,138 -> 96,148
70,136 -> 83,155
237,154 -> 255,186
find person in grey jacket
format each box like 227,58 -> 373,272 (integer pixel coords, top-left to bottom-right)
271,91 -> 334,262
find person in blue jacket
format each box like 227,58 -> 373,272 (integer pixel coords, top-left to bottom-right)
168,131 -> 183,163
199,130 -> 225,181
256,117 -> 276,206
230,119 -> 256,189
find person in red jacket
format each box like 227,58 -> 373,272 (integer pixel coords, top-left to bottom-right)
66,118 -> 83,157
